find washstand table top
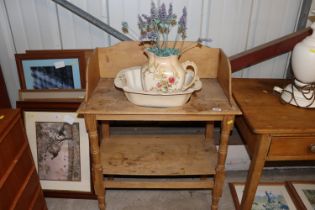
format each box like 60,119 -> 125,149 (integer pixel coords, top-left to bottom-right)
77,78 -> 241,119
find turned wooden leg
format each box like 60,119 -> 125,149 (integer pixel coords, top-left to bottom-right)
239,134 -> 271,210
211,116 -> 234,210
85,115 -> 105,210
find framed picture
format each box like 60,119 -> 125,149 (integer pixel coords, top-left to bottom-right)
19,89 -> 85,101
229,182 -> 297,210
17,100 -> 95,199
15,51 -> 86,90
287,181 -> 315,210
24,111 -> 91,193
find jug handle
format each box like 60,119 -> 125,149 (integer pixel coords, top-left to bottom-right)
181,61 -> 198,90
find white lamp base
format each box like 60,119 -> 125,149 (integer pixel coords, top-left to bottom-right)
274,81 -> 315,108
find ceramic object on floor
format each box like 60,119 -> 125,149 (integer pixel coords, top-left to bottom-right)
114,66 -> 202,107
141,50 -> 198,92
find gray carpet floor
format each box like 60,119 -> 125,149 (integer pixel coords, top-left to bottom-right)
46,168 -> 315,210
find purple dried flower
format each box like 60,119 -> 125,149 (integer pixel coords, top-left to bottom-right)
178,7 -> 187,27
147,31 -> 158,41
177,7 -> 187,39
167,3 -> 173,18
150,2 -> 158,19
159,3 -> 167,21
124,2 -> 199,55
142,14 -> 151,24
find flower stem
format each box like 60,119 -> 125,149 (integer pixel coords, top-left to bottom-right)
173,33 -> 179,49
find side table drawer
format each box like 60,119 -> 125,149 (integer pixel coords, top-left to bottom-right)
268,136 -> 315,160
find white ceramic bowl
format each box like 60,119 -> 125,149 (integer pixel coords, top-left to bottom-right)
114,66 -> 202,107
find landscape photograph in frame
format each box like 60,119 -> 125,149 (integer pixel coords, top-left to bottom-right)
229,182 -> 297,210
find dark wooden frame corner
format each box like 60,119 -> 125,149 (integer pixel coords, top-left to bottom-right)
229,182 -> 298,210
286,180 -> 315,210
15,51 -> 87,90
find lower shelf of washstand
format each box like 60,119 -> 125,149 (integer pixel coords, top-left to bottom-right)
100,134 -> 218,176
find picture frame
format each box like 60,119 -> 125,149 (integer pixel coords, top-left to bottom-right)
15,51 -> 87,90
229,182 -> 297,210
287,181 -> 315,210
19,89 -> 85,101
17,101 -> 95,199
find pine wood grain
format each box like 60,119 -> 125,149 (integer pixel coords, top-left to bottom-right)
100,134 -> 217,176
79,78 -> 240,117
0,109 -> 47,210
80,41 -> 240,210
233,78 -> 315,210
104,180 -> 214,189
96,41 -> 220,79
268,136 -> 315,160
233,78 -> 315,134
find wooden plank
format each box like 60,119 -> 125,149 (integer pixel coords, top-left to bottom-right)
217,49 -> 232,103
85,49 -> 100,101
95,114 -> 225,121
230,27 -> 312,72
96,41 -> 220,79
80,78 -> 241,116
104,180 -> 214,189
100,135 -> 218,176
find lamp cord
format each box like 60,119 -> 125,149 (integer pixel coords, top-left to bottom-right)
279,78 -> 315,108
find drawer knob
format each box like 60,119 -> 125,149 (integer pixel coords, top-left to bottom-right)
310,144 -> 315,153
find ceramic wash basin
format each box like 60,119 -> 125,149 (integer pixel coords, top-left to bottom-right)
114,66 -> 202,107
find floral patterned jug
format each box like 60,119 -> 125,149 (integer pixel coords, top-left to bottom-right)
141,51 -> 198,93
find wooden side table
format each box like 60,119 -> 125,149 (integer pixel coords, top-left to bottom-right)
232,78 -> 315,210
77,41 -> 241,210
